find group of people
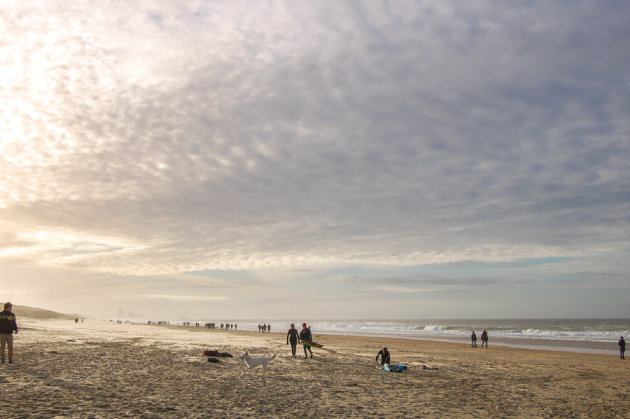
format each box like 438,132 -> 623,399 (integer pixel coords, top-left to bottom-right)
470,330 -> 627,360
471,330 -> 489,348
285,324 -> 397,366
286,323 -> 314,358
2,302 -> 628,365
258,323 -> 271,333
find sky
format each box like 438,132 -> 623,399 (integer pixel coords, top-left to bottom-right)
1,0 -> 629,321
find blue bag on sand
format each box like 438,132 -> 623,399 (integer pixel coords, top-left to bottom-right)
382,364 -> 407,372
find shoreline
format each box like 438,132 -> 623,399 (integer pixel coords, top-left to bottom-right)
361,333 -> 621,355
100,315 -> 628,357
89,319 -> 624,356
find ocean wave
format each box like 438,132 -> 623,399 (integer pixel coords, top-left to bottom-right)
423,325 -> 446,331
179,319 -> 630,344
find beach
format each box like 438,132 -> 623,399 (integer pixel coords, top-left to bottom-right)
1,315 -> 629,418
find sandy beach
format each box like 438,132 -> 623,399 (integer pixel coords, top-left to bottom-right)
1,313 -> 629,418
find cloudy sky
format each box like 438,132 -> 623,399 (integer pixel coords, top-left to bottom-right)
1,1 -> 629,320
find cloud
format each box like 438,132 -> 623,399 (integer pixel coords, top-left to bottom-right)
136,294 -> 228,302
1,1 -> 629,317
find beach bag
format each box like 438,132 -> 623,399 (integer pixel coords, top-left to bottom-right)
383,364 -> 407,372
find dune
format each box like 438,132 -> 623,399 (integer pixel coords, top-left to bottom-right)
12,305 -> 77,320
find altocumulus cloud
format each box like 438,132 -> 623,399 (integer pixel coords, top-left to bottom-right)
1,1 -> 630,318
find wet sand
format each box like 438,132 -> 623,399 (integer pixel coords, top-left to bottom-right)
2,317 -> 629,418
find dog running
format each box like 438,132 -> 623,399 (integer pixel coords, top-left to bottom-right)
239,351 -> 277,373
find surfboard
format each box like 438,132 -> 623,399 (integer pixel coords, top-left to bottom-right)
303,341 -> 323,348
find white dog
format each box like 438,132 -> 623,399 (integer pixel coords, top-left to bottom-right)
239,351 -> 277,373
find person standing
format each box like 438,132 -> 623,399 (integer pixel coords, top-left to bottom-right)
619,336 -> 626,360
375,347 -> 390,366
471,331 -> 477,348
480,330 -> 488,348
0,302 -> 18,364
300,323 -> 313,359
286,323 -> 300,357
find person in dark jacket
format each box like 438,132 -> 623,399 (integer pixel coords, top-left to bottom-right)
300,323 -> 313,359
619,336 -> 625,360
471,331 -> 477,347
376,347 -> 390,366
0,302 -> 18,364
286,323 -> 300,357
480,330 -> 488,348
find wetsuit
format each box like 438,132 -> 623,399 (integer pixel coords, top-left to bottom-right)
376,349 -> 390,366
287,328 -> 300,357
300,327 -> 312,358
619,337 -> 626,360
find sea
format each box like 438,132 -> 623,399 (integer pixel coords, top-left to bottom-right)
186,318 -> 629,355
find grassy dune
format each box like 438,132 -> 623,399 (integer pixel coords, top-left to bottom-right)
12,305 -> 76,320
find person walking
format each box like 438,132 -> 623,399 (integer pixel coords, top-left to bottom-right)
471,331 -> 477,348
480,330 -> 488,348
286,323 -> 300,357
619,336 -> 625,360
0,302 -> 19,364
300,323 -> 313,359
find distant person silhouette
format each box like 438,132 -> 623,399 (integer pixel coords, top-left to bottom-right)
619,336 -> 625,360
471,331 -> 477,347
